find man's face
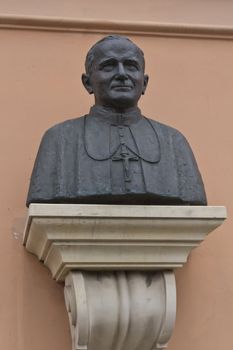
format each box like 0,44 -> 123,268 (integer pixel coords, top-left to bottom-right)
82,38 -> 148,110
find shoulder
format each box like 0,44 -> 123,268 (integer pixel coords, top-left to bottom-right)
145,116 -> 188,141
41,116 -> 85,140
45,115 -> 85,134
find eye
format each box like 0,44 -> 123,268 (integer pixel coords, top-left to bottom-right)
99,60 -> 116,72
124,60 -> 139,71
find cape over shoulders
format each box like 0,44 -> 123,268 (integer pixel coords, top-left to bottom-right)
43,115 -> 86,136
39,114 -> 195,168
42,114 -> 187,144
148,118 -> 190,141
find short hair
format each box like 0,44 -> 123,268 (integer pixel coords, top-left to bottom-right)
85,35 -> 145,75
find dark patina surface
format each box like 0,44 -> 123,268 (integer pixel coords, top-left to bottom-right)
27,35 -> 207,206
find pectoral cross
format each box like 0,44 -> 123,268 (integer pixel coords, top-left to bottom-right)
112,144 -> 139,182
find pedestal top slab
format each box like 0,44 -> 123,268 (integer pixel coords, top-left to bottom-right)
24,203 -> 226,222
23,204 -> 226,281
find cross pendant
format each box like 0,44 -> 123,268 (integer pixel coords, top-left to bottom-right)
112,146 -> 139,182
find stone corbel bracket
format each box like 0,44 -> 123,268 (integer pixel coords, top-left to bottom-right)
23,204 -> 226,350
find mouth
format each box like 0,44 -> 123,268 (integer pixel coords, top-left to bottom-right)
111,85 -> 133,91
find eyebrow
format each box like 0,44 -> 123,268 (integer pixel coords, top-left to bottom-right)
98,57 -> 141,67
98,58 -> 117,67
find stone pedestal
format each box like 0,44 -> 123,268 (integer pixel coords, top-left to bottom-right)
23,204 -> 226,350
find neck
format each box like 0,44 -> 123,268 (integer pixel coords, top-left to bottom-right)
89,105 -> 142,126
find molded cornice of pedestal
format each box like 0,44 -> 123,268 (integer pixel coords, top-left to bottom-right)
23,204 -> 226,281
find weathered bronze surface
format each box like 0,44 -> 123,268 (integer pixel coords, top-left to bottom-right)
27,35 -> 207,206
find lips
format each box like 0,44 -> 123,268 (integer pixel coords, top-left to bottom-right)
111,85 -> 133,90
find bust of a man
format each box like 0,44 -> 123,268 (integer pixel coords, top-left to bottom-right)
26,35 -> 207,206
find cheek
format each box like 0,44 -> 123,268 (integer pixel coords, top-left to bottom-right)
97,78 -> 112,91
133,81 -> 145,92
131,74 -> 144,84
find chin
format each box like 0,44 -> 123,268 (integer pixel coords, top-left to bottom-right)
112,101 -> 135,110
110,95 -> 138,109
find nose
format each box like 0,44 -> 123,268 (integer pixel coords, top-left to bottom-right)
115,63 -> 127,79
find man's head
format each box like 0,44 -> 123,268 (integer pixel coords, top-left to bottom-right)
82,35 -> 149,111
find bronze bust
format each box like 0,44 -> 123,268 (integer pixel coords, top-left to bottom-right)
26,35 -> 207,206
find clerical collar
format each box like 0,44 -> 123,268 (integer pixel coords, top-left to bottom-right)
88,105 -> 143,126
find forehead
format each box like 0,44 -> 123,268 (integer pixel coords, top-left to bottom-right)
92,39 -> 144,64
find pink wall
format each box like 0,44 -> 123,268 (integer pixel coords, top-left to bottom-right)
0,9 -> 232,350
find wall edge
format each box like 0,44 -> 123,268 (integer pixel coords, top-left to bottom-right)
0,14 -> 233,39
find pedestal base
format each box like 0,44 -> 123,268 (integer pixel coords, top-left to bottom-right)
64,271 -> 176,350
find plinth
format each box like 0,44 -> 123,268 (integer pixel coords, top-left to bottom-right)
23,204 -> 226,350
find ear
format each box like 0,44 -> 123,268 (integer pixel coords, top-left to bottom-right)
142,74 -> 149,95
81,73 -> 94,94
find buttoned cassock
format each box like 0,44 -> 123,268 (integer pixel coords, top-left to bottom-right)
26,106 -> 207,206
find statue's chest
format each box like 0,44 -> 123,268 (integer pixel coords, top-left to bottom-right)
72,116 -> 166,196
84,123 -> 146,194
